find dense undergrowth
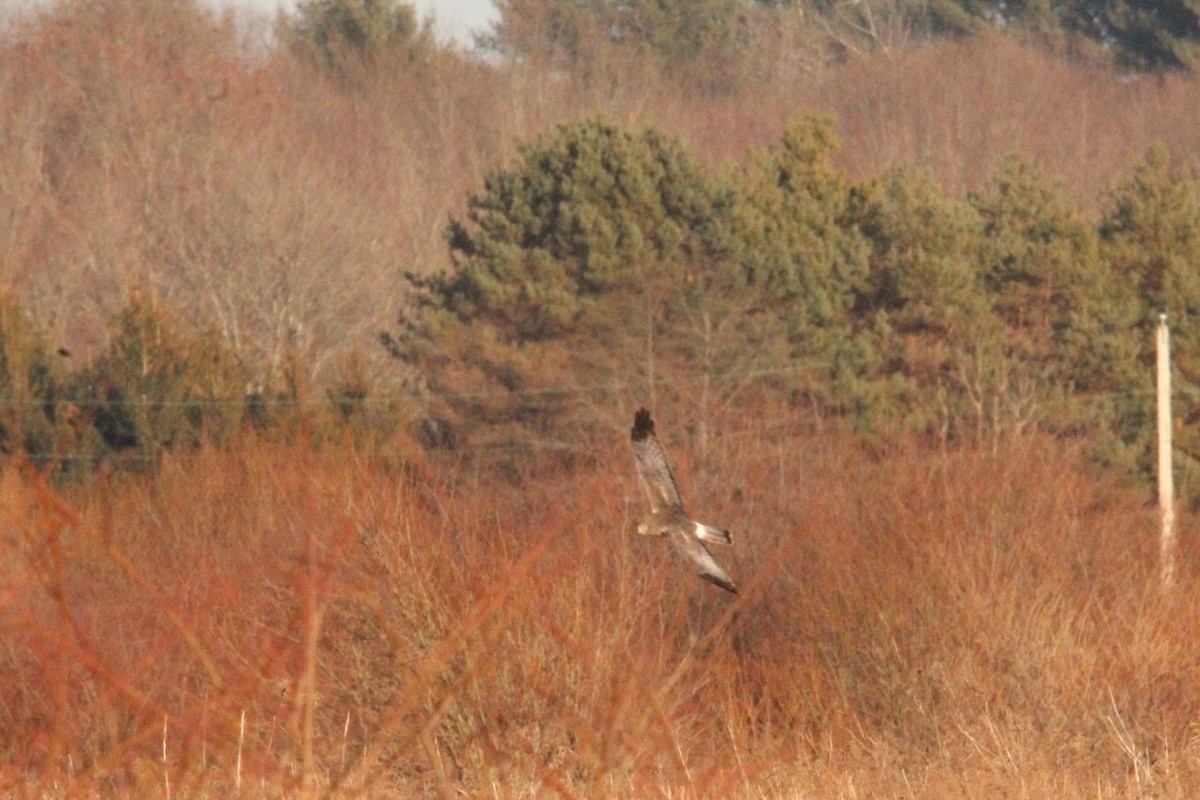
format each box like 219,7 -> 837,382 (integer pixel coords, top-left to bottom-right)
1,421 -> 1196,798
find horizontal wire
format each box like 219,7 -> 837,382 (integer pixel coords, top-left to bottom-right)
0,353 -> 1178,464
0,360 -> 834,408
0,359 -> 1172,409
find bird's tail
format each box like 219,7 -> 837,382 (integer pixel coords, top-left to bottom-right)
694,522 -> 732,546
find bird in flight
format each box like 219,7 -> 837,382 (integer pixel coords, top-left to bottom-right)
630,407 -> 737,594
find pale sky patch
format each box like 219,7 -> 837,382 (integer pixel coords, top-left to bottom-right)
2,0 -> 500,47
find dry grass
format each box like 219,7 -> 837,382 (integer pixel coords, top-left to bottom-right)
3,414 -> 1199,798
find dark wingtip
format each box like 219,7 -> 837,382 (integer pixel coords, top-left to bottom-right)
700,573 -> 738,594
631,407 -> 654,441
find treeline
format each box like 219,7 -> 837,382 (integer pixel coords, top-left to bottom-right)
491,0 -> 1200,83
387,117 -> 1200,495
4,0 -> 1200,385
3,0 -> 1200,494
0,291 -> 400,473
290,0 -> 1200,92
5,116 -> 1200,496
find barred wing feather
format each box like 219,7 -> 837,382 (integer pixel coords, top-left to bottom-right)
630,408 -> 685,513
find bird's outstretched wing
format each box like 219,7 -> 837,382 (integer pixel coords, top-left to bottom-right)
631,408 -> 684,513
666,528 -> 738,594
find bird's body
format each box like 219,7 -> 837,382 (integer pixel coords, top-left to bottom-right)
630,408 -> 737,594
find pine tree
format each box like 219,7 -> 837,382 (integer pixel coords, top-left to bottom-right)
1100,147 -> 1200,498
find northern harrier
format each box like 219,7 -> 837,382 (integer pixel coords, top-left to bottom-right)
630,408 -> 737,594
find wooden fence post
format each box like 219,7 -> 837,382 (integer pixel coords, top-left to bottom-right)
1157,313 -> 1176,591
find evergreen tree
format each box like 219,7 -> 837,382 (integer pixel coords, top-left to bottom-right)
971,155 -> 1140,448
81,293 -> 250,465
1096,0 -> 1200,70
287,0 -> 431,75
1100,147 -> 1200,497
727,117 -> 871,415
391,119 -> 734,446
490,0 -> 756,92
0,294 -> 65,466
436,119 -> 722,341
846,162 -> 990,438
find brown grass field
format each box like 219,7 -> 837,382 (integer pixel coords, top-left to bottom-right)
3,413 -> 1198,798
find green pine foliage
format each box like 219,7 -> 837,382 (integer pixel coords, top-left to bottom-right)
845,162 -> 989,438
287,0 -> 431,77
0,293 -> 398,478
490,0 -> 756,93
1100,147 -> 1200,494
724,118 -> 872,417
732,119 -> 868,350
1097,0 -> 1200,70
0,293 -> 66,466
76,293 -> 252,467
4,98 -> 1199,504
437,118 -> 722,341
394,118 -> 736,445
967,155 -> 1135,443
391,117 -> 1200,505
493,0 -> 1200,75
397,118 -> 876,449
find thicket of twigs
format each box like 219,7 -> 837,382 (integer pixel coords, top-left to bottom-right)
4,421 -> 1198,798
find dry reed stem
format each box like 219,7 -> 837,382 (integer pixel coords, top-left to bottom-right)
0,424 -> 1196,797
